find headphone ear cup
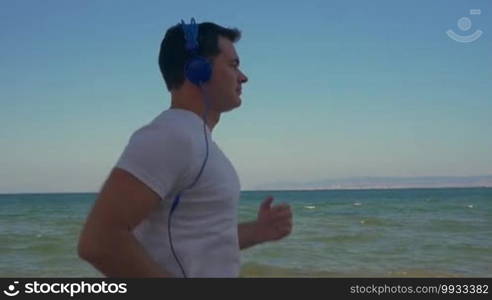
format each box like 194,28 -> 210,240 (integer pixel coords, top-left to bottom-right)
185,56 -> 212,86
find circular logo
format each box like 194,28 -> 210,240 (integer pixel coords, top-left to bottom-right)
457,17 -> 472,31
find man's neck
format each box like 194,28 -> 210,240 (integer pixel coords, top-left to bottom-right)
170,91 -> 220,132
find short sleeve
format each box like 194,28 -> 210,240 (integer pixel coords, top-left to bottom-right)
115,125 -> 192,200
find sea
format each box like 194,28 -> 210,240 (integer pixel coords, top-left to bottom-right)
0,188 -> 491,277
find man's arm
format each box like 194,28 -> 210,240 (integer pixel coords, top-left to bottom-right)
238,196 -> 293,250
78,167 -> 173,277
238,221 -> 262,250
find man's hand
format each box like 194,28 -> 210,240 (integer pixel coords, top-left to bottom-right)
237,196 -> 293,250
255,196 -> 293,242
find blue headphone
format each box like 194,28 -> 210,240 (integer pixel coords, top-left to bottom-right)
180,18 -> 212,86
170,18 -> 211,214
168,18 -> 211,278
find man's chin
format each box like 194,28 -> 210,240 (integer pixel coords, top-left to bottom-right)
218,95 -> 241,112
224,97 -> 241,112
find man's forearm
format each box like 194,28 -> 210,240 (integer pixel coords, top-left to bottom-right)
79,229 -> 172,277
238,221 -> 263,250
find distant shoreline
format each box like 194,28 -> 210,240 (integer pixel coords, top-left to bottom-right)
1,185 -> 491,195
243,185 -> 492,192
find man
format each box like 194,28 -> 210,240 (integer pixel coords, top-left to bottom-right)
78,20 -> 293,278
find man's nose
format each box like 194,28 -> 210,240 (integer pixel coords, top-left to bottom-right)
239,70 -> 248,84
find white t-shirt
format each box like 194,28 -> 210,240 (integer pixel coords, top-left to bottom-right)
115,108 -> 241,277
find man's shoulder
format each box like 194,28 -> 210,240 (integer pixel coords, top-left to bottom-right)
126,117 -> 191,152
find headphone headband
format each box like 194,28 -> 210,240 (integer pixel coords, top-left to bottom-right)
180,18 -> 199,53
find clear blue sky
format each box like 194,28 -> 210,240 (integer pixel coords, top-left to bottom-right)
1,0 -> 491,193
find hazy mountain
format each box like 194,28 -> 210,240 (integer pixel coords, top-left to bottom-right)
252,175 -> 492,191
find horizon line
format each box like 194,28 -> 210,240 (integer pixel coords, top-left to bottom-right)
1,185 -> 491,196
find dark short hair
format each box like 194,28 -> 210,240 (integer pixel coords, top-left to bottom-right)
158,22 -> 241,91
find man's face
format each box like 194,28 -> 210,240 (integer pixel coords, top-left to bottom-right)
205,36 -> 248,112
